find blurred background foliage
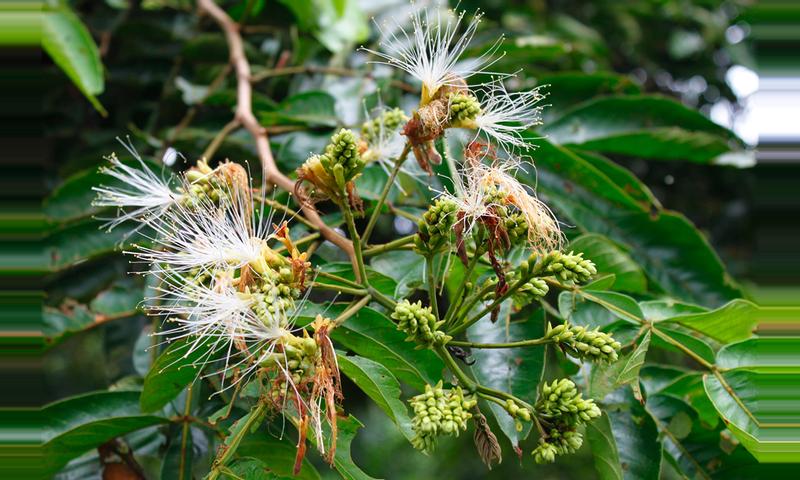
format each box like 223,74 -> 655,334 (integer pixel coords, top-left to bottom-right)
33,0 -> 800,478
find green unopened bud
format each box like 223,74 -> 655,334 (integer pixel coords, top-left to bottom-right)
536,378 -> 600,427
361,108 -> 409,145
532,440 -> 558,464
320,128 -> 364,184
409,382 -> 476,453
414,198 -> 458,255
547,324 -> 621,364
448,93 -> 482,128
392,300 -> 450,348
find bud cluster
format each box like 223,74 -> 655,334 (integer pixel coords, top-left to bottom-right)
503,399 -> 532,432
320,128 -> 364,185
519,251 -> 597,284
531,378 -> 601,464
180,160 -> 232,208
480,272 -> 549,308
544,323 -> 621,363
448,93 -> 482,128
297,129 -> 365,208
392,300 -> 451,348
261,333 -> 320,389
409,381 -> 477,453
414,198 -> 458,255
361,108 -> 408,145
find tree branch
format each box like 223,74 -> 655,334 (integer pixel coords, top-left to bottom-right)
198,0 -> 356,267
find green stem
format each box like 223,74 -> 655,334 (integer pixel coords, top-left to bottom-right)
315,270 -> 363,289
476,384 -> 534,412
368,286 -> 397,310
434,344 -> 476,390
362,234 -> 416,257
362,143 -> 411,244
448,337 -> 550,349
311,282 -> 368,297
179,386 -> 193,480
207,401 -> 268,480
333,295 -> 371,326
425,256 -> 440,319
450,277 -> 528,336
341,197 -> 368,285
444,243 -> 483,327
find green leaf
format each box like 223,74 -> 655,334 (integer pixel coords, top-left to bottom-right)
140,338 -> 212,413
615,330 -> 651,399
226,458 -> 285,479
566,289 -> 644,326
42,3 -> 105,115
369,250 -> 426,299
236,433 -> 321,480
662,299 -> 758,344
48,220 -> 147,271
542,95 -> 742,163
43,391 -> 167,476
467,307 -> 546,445
653,325 -> 717,365
297,304 -> 443,390
569,234 -> 647,293
716,337 -> 800,373
161,427 -> 193,480
526,136 -> 743,307
279,0 -> 368,53
639,300 -> 707,321
572,149 -> 660,211
330,416 -> 377,480
90,282 -> 142,316
337,354 -> 414,442
586,413 -> 624,480
536,72 -> 642,123
704,370 -> 800,463
605,395 -> 662,479
43,303 -> 95,339
319,262 -> 397,297
259,91 -> 338,127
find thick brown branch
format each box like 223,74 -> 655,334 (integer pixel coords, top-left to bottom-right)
197,0 -> 356,268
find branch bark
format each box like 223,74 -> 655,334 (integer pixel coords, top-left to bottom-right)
197,0 -> 356,268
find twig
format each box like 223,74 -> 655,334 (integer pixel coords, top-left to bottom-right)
198,0 -> 356,269
202,118 -> 241,161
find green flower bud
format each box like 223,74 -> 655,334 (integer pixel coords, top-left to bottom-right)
392,300 -> 451,348
532,440 -> 558,464
545,323 -> 621,363
448,93 -> 482,128
409,382 -> 476,453
361,108 -> 409,145
522,251 -> 597,284
414,198 -> 458,255
320,128 -> 364,184
536,378 -> 601,426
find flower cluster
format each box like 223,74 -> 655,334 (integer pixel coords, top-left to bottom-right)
297,128 -> 366,212
409,381 -> 477,453
392,300 -> 451,348
94,142 -> 343,462
414,197 -> 458,255
532,379 -> 602,464
544,323 -> 622,363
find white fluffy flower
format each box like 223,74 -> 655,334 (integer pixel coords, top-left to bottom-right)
131,181 -> 273,278
92,140 -> 182,231
364,4 -> 504,103
471,81 -> 544,153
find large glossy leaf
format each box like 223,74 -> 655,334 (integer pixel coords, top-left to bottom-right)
542,95 -> 742,163
653,325 -> 717,365
259,91 -> 338,127
716,337 -> 800,373
572,149 -> 660,211
42,3 -> 105,114
330,416 -> 377,480
43,391 -> 168,476
527,136 -> 743,307
605,395 -> 662,479
467,307 -> 546,446
140,338 -> 213,413
646,394 -> 722,479
704,370 -> 800,462
236,430 -> 321,480
661,299 -> 758,344
569,234 -> 647,293
537,72 -> 641,123
369,250 -> 426,299
337,354 -> 414,441
297,304 -> 443,390
561,289 -> 643,327
586,413 -> 624,480
615,330 -> 650,399
48,220 -> 146,271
